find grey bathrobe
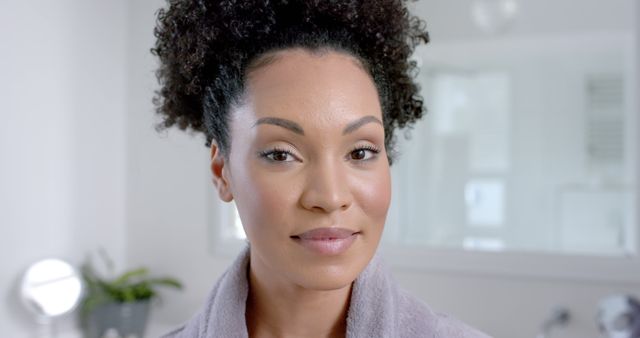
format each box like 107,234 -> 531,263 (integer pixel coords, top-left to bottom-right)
162,245 -> 491,338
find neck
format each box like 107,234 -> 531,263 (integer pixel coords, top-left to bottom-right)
245,253 -> 352,338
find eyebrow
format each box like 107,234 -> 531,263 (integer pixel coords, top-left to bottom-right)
253,117 -> 305,135
252,115 -> 383,136
342,115 -> 383,135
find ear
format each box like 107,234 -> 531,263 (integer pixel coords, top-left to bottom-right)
210,141 -> 234,202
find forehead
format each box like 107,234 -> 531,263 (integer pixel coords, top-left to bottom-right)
235,48 -> 382,127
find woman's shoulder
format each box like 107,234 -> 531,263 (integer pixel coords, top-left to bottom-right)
349,252 -> 492,337
396,289 -> 493,338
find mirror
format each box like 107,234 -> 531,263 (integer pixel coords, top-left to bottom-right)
20,258 -> 83,336
381,0 -> 638,257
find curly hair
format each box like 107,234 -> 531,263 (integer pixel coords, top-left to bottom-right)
151,0 -> 429,165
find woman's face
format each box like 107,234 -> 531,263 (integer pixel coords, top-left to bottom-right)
211,48 -> 391,291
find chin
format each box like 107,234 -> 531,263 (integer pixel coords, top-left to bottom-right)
291,254 -> 372,291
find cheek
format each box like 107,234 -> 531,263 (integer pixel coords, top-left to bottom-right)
355,166 -> 391,225
232,163 -> 300,238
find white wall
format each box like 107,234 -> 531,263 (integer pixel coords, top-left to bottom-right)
0,1 -> 127,337
409,0 -> 634,41
124,0 -> 235,327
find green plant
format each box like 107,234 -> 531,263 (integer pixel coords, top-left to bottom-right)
79,249 -> 182,320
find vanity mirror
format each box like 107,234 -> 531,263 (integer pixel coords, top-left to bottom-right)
20,258 -> 84,338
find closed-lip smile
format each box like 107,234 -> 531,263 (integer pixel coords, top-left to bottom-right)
291,227 -> 360,255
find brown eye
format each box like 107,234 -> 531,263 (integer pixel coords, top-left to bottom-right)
351,149 -> 366,160
272,151 -> 289,161
259,147 -> 297,162
349,146 -> 380,161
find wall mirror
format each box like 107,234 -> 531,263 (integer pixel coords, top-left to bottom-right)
382,0 -> 637,258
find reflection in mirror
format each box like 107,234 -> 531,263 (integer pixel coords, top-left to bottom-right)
382,0 -> 637,256
20,259 -> 83,338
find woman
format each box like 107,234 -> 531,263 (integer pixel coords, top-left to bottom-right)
152,0 -> 491,337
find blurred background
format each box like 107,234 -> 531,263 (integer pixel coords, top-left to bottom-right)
1,0 -> 639,337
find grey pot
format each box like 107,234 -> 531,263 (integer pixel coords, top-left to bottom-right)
84,300 -> 150,338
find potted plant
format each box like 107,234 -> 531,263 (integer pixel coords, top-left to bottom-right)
79,250 -> 182,338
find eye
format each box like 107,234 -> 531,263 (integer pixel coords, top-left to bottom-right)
259,147 -> 298,162
349,144 -> 381,161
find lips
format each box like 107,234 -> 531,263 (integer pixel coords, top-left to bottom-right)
291,227 -> 360,255
292,227 -> 359,240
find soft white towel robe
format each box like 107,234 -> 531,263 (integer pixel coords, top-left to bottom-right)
162,245 -> 492,338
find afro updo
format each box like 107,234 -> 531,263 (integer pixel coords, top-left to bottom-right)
151,0 -> 429,165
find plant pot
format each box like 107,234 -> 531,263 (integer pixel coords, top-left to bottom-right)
84,299 -> 150,338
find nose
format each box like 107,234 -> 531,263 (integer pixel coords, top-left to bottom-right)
299,159 -> 353,214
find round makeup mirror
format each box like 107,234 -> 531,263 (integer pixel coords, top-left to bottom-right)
20,258 -> 84,337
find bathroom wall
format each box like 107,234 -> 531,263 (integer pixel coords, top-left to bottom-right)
124,0 -> 230,324
0,1 -> 128,337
